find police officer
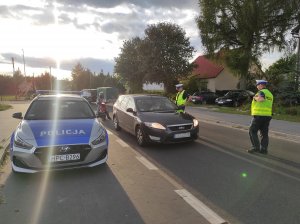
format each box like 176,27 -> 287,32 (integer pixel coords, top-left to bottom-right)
175,83 -> 190,113
248,80 -> 273,154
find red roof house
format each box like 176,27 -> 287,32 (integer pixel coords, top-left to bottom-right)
192,55 -> 239,92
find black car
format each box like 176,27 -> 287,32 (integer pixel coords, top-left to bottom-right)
191,91 -> 219,104
112,94 -> 199,146
215,90 -> 254,107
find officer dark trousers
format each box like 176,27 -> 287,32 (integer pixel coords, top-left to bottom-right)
249,116 -> 272,151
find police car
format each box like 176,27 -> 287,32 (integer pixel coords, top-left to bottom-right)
10,94 -> 108,173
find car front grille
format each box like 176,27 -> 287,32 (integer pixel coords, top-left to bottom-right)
34,144 -> 92,164
167,124 -> 193,131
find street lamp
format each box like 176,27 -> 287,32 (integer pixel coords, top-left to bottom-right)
291,25 -> 300,91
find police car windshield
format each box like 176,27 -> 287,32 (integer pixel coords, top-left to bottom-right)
25,99 -> 95,120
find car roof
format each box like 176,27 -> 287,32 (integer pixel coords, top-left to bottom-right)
34,94 -> 85,101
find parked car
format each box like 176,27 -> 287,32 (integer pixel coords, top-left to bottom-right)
215,90 -> 254,107
191,91 -> 219,104
112,94 -> 199,146
10,94 -> 108,173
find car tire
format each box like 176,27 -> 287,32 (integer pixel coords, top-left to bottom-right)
113,116 -> 121,131
136,126 -> 147,147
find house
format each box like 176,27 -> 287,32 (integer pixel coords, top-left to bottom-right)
192,55 -> 239,92
143,82 -> 164,91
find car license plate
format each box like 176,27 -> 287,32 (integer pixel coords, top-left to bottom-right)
174,132 -> 190,138
50,153 -> 80,162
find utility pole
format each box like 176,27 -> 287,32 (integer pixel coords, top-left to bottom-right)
292,24 -> 300,91
11,57 -> 15,75
22,49 -> 26,79
49,66 -> 52,91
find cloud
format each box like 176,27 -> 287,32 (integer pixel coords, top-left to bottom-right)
1,52 -> 114,75
60,58 -> 114,74
1,53 -> 56,68
46,0 -> 198,10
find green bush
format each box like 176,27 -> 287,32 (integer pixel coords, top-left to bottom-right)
285,107 -> 299,116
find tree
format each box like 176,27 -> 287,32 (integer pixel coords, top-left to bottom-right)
265,54 -> 297,93
196,0 -> 300,89
71,63 -> 93,90
115,37 -> 144,93
141,22 -> 195,93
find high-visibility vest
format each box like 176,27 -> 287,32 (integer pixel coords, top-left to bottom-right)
251,89 -> 273,116
175,90 -> 187,106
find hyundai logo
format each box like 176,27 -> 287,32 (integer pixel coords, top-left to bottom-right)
59,146 -> 71,153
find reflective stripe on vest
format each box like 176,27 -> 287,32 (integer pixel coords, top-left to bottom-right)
176,90 -> 186,106
251,89 -> 273,116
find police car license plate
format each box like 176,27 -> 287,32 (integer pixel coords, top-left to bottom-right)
50,153 -> 80,162
174,132 -> 190,138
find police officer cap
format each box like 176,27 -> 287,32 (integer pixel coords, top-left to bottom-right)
256,79 -> 268,85
175,84 -> 183,88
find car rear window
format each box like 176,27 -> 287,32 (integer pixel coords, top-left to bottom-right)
135,97 -> 176,112
25,99 -> 95,120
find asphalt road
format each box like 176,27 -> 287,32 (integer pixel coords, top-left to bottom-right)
1,102 -> 299,224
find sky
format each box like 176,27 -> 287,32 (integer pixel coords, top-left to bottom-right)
0,0 -> 283,80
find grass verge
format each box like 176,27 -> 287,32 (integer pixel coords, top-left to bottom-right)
0,103 -> 12,111
188,102 -> 300,123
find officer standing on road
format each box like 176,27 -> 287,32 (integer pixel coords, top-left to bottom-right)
248,80 -> 273,154
175,83 -> 190,113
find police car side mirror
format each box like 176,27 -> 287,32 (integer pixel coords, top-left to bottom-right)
12,112 -> 23,119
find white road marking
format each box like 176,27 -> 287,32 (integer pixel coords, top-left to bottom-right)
116,139 -> 130,147
112,134 -> 228,223
175,189 -> 227,224
136,156 -> 158,170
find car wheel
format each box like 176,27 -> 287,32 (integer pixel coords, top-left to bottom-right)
136,126 -> 147,146
113,116 -> 121,131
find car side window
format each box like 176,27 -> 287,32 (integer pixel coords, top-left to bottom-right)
126,97 -> 135,110
120,96 -> 129,110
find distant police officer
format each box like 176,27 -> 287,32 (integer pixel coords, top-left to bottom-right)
175,83 -> 190,113
248,80 -> 273,154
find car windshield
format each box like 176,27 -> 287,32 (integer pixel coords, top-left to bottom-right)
24,99 -> 95,120
135,97 -> 177,112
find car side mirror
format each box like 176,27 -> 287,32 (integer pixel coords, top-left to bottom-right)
126,108 -> 134,113
12,112 -> 23,119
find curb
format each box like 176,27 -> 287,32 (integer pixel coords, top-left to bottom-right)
0,138 -> 9,165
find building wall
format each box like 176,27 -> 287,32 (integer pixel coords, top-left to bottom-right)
143,82 -> 164,91
215,69 -> 239,91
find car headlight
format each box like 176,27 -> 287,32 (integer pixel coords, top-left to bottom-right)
193,119 -> 199,127
92,129 -> 106,145
144,122 -> 166,130
14,135 -> 33,150
226,99 -> 232,101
